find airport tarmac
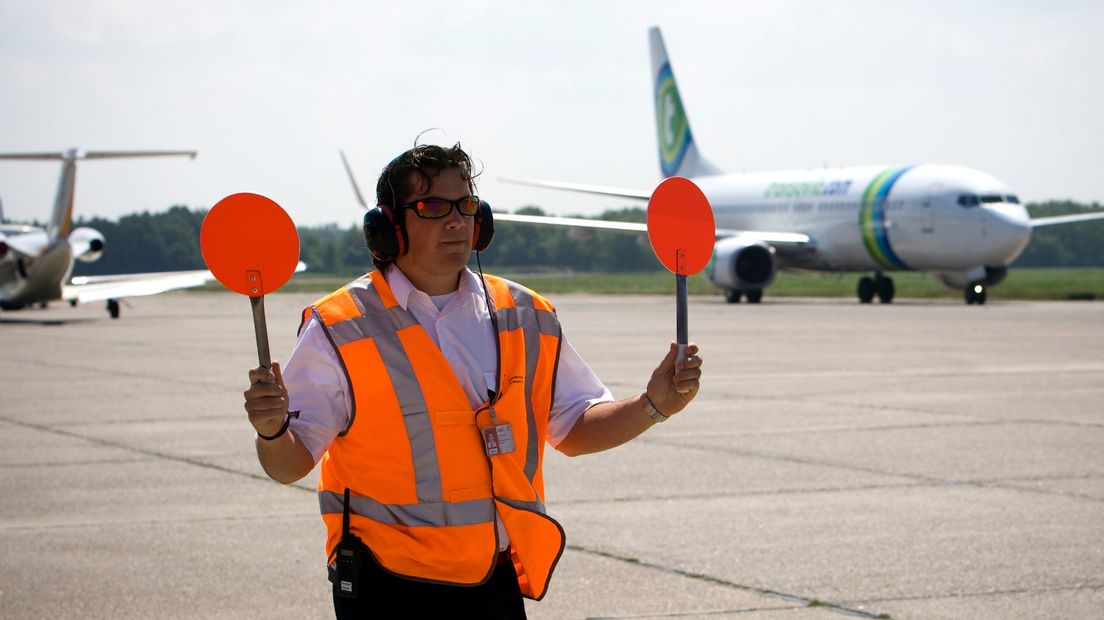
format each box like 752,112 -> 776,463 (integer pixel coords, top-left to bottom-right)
1,291 -> 1101,619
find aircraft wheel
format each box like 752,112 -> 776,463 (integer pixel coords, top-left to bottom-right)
745,289 -> 763,303
724,289 -> 742,303
877,276 -> 895,304
70,299 -> 78,307
857,277 -> 875,303
964,284 -> 988,305
107,299 -> 120,319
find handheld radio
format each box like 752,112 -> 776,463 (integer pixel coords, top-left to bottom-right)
334,488 -> 362,598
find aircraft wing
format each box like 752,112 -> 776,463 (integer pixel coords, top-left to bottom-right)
1030,211 -> 1104,227
494,212 -> 815,252
63,262 -> 307,303
63,269 -> 217,303
497,176 -> 815,252
499,176 -> 652,201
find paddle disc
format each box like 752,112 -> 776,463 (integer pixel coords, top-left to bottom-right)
200,193 -> 300,298
200,192 -> 300,370
647,177 -> 715,360
646,177 -> 715,276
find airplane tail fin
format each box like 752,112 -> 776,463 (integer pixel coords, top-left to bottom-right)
649,27 -> 721,179
0,149 -> 196,240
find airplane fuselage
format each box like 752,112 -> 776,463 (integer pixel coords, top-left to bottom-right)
695,163 -> 1031,274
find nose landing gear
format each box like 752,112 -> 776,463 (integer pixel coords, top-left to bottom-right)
857,273 -> 895,304
965,284 -> 987,305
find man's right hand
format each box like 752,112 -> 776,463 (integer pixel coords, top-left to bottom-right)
244,362 -> 290,437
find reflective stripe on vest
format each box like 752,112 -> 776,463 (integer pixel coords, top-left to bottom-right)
309,271 -> 565,598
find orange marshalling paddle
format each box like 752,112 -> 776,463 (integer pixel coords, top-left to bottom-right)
200,192 -> 300,371
646,177 -> 716,361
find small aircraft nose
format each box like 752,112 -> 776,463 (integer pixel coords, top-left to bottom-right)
984,205 -> 1032,264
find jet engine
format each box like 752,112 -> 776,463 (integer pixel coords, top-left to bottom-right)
706,236 -> 776,290
69,227 -> 106,262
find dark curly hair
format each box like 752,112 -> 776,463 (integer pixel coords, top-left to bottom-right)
375,142 -> 477,211
370,139 -> 479,269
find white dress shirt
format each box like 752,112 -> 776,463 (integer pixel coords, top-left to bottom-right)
282,266 -> 613,464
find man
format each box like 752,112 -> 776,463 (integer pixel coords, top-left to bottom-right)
243,142 -> 702,618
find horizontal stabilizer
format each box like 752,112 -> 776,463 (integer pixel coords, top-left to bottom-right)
0,150 -> 197,161
83,150 -> 197,160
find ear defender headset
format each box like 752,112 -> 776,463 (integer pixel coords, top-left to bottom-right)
363,178 -> 494,262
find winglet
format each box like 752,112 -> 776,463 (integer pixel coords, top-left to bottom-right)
339,150 -> 370,209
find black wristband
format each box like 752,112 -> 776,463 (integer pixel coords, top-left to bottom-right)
258,413 -> 291,441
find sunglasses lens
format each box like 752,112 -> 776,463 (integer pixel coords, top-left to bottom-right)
414,199 -> 452,218
459,196 -> 480,216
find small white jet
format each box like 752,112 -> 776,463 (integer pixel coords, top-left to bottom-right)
0,149 -> 217,319
500,27 -> 1104,304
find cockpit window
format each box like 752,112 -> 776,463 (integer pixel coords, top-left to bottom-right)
1005,195 -> 1020,204
958,194 -> 980,207
980,195 -> 1003,203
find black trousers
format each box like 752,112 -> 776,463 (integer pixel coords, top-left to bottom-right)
332,548 -> 527,619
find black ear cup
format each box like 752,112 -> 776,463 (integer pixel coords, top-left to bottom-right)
473,200 -> 494,252
363,206 -> 407,262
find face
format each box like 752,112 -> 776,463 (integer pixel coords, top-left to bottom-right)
393,167 -> 474,293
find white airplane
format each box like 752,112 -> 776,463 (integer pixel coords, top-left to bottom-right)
0,149 -> 219,319
498,27 -> 1104,305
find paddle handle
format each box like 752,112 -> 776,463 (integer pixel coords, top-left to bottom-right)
250,295 -> 271,370
676,274 -> 688,362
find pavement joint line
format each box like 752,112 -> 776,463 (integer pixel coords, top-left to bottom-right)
659,417 -> 1104,439
845,582 -> 1104,605
0,457 -> 154,469
551,481 -> 928,506
0,511 -> 319,533
48,413 -> 236,428
0,414 -> 279,486
566,544 -> 891,619
584,604 -> 806,618
0,355 -> 237,390
642,436 -> 1104,504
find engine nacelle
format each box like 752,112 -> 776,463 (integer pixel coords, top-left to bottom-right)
707,237 -> 776,290
935,266 -> 1008,289
69,227 -> 106,263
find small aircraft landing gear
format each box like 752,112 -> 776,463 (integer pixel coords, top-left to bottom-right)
69,299 -> 78,307
724,289 -> 763,303
107,298 -> 120,319
858,273 -> 895,304
965,284 -> 987,305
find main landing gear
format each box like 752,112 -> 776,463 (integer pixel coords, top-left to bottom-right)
106,298 -> 120,319
724,289 -> 763,303
964,284 -> 987,305
857,273 -> 895,304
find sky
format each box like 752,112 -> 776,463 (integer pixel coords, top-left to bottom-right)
1,0 -> 1102,228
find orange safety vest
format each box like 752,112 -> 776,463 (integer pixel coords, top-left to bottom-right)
302,270 -> 566,599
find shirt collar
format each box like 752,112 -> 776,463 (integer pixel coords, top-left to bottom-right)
384,265 -> 483,311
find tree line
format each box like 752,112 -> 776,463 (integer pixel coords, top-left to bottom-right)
64,201 -> 1104,278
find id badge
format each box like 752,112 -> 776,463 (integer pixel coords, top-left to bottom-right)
481,423 -> 515,457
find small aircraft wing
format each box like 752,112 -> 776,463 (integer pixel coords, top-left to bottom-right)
63,262 -> 306,303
